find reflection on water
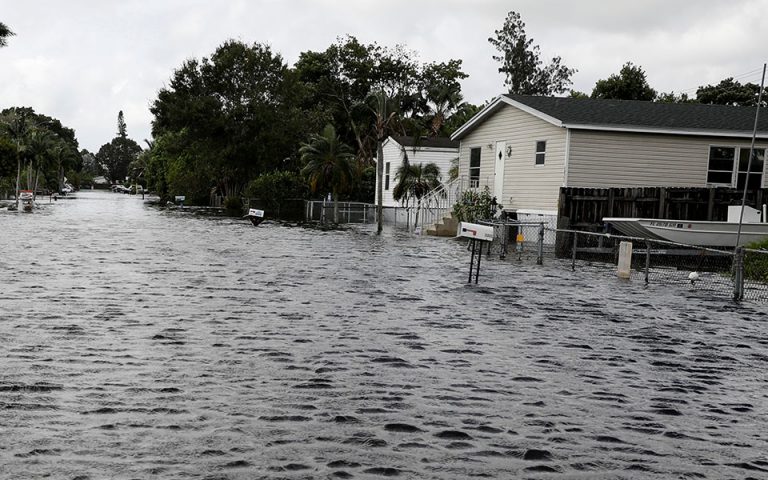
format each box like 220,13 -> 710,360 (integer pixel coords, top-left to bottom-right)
1,191 -> 767,479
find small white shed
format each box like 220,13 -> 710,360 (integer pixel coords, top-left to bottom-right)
375,135 -> 459,208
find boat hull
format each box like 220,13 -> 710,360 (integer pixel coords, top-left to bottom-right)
603,217 -> 768,247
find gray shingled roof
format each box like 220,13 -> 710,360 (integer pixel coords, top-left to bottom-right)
505,94 -> 768,133
391,135 -> 459,149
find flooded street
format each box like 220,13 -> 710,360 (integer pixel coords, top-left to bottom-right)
1,190 -> 767,479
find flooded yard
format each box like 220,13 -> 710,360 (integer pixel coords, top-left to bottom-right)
1,191 -> 767,479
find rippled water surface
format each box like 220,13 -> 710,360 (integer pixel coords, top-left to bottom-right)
2,191 -> 768,479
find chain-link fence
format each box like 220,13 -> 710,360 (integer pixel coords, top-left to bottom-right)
305,201 -> 375,224
475,220 -> 768,302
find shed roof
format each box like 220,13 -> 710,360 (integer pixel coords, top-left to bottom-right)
390,135 -> 459,149
452,94 -> 768,140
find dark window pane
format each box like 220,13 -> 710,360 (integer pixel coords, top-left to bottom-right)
536,141 -> 546,153
709,159 -> 734,171
470,148 -> 481,168
739,148 -> 765,172
535,153 -> 545,165
707,171 -> 733,184
710,147 -> 735,161
737,172 -> 763,190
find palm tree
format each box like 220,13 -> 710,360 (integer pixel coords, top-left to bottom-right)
0,22 -> 14,48
52,143 -> 79,193
300,124 -> 355,224
27,130 -> 56,199
392,156 -> 442,230
367,90 -> 400,234
425,85 -> 463,137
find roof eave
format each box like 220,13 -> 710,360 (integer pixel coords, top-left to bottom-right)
451,95 -> 565,141
565,123 -> 768,139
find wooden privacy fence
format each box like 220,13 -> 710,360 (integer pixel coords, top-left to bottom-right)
557,186 -> 768,232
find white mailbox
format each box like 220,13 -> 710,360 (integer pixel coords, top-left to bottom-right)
248,208 -> 264,217
458,222 -> 494,242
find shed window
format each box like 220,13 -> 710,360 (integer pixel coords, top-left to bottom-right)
535,141 -> 546,165
384,162 -> 390,190
469,147 -> 481,187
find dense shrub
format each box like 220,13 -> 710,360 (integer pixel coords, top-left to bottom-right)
452,186 -> 499,222
223,196 -> 244,214
744,238 -> 768,282
245,170 -> 306,214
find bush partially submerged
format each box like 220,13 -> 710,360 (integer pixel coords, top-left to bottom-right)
452,187 -> 499,223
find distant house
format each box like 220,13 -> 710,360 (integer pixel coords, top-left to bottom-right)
451,95 -> 768,220
375,135 -> 459,208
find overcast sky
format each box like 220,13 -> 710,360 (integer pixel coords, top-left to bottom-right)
1,0 -> 767,152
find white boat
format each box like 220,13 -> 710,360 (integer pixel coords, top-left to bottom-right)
19,190 -> 34,212
604,206 -> 768,247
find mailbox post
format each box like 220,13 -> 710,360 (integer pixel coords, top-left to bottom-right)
458,222 -> 494,284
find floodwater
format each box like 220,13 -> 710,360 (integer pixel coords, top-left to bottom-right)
1,190 -> 767,479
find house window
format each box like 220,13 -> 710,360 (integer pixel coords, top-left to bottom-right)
384,162 -> 390,190
707,147 -> 736,185
707,146 -> 766,188
737,147 -> 765,189
535,141 -> 546,165
469,147 -> 481,187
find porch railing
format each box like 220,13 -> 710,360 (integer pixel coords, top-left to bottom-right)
417,176 -> 469,232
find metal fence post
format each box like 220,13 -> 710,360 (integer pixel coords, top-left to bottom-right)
733,247 -> 745,301
645,243 -> 651,284
537,223 -> 544,265
571,232 -> 577,271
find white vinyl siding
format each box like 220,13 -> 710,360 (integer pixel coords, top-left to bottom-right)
567,130 -> 768,188
375,139 -> 458,208
458,104 -> 566,212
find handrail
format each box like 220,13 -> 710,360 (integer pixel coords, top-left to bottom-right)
418,176 -> 469,232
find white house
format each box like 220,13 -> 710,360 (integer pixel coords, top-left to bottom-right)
375,135 -> 459,208
451,94 -> 768,221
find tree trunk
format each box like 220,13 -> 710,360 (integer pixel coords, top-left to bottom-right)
376,138 -> 384,234
414,198 -> 421,230
33,167 -> 41,200
333,189 -> 339,224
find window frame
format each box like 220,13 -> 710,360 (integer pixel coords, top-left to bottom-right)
535,140 -> 546,166
384,162 -> 390,191
469,147 -> 481,187
707,145 -> 766,188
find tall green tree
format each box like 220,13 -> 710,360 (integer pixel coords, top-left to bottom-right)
151,40 -> 310,202
591,62 -> 656,101
696,77 -> 763,106
0,21 -> 14,47
489,11 -> 576,95
392,156 -> 441,229
420,60 -> 467,137
0,107 -> 79,202
300,124 -> 355,223
117,110 -> 127,138
97,111 -> 142,183
368,90 -> 402,233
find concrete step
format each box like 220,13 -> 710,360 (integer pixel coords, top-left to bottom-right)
426,213 -> 459,237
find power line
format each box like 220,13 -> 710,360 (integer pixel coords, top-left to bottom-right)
676,67 -> 766,95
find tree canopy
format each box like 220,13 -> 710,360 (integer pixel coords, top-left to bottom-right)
696,77 -> 763,106
145,37 -> 474,205
96,111 -> 142,183
0,107 -> 82,194
0,21 -> 13,47
488,11 -> 576,95
591,62 -> 657,101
